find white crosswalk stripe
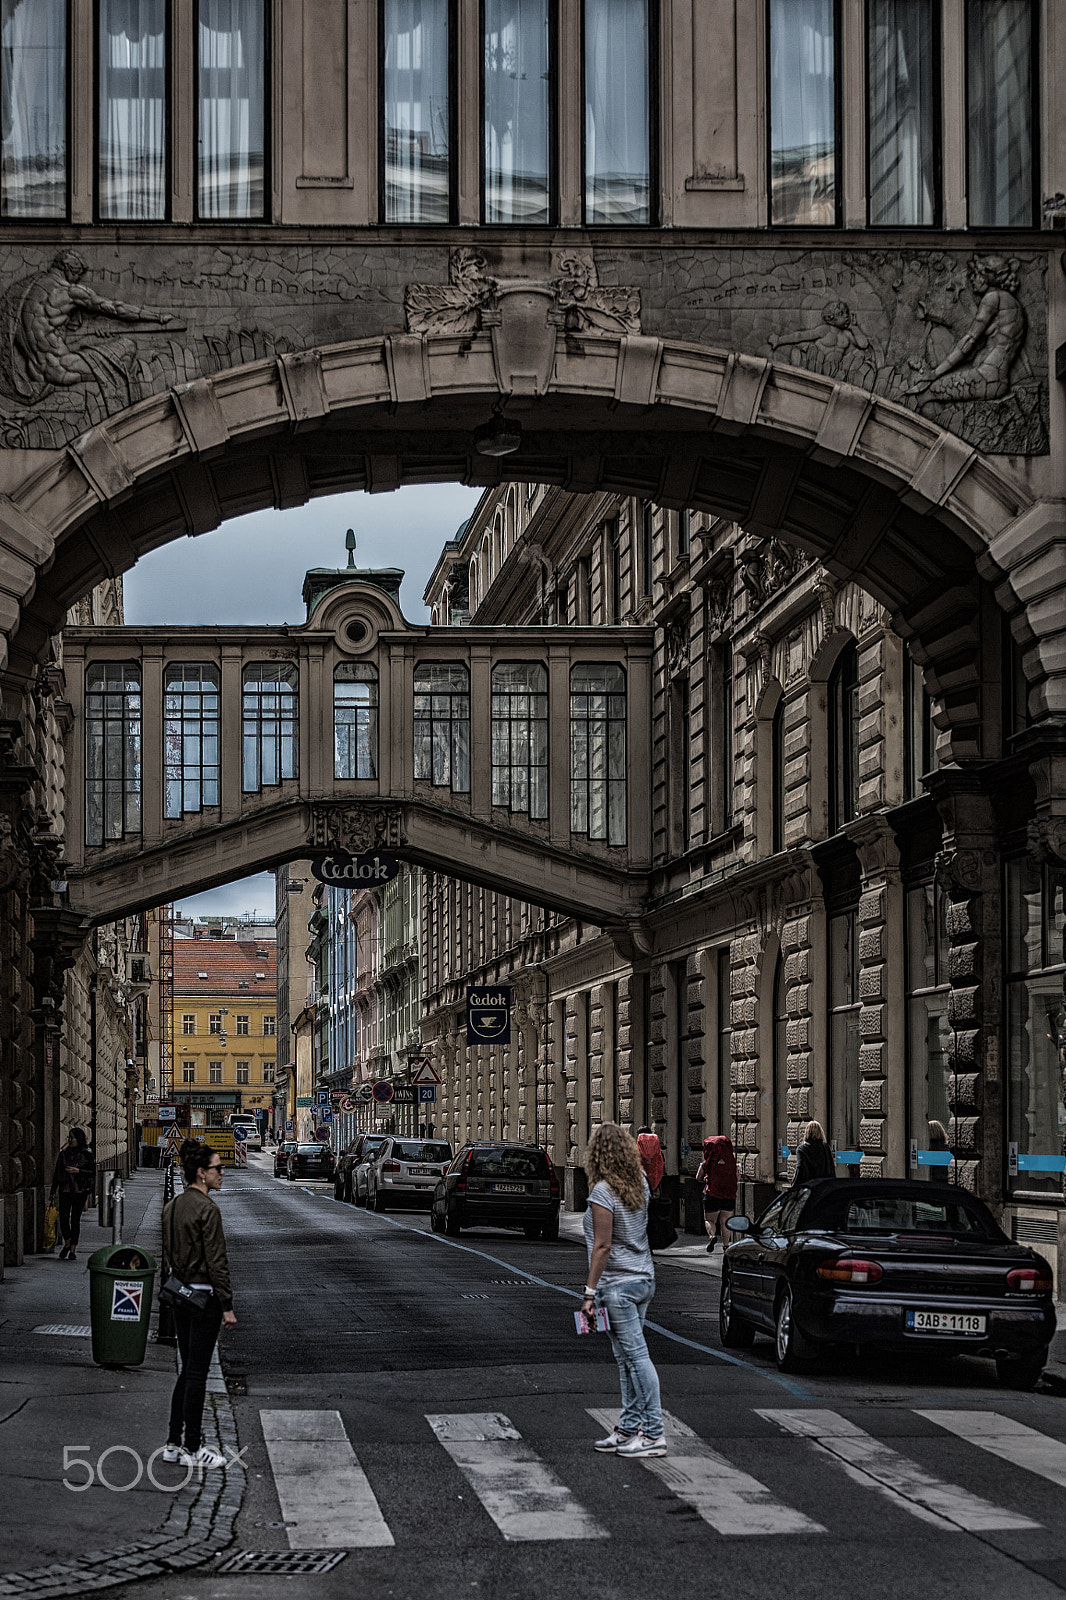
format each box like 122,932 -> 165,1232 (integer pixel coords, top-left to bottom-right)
917,1410 -> 1066,1490
425,1412 -> 607,1541
757,1409 -> 1040,1532
587,1408 -> 824,1536
260,1410 -> 394,1549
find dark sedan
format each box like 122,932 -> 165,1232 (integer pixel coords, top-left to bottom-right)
334,1131 -> 387,1202
431,1142 -> 560,1240
286,1142 -> 336,1182
273,1139 -> 296,1177
720,1179 -> 1055,1389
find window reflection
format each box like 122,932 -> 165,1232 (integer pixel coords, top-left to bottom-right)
383,0 -> 451,223
413,662 -> 470,791
584,0 -> 650,224
570,662 -> 626,844
1,0 -> 67,218
334,663 -> 379,780
198,0 -> 265,220
867,0 -> 936,226
98,0 -> 166,220
484,0 -> 550,223
1006,858 -> 1066,1196
242,663 -> 298,791
966,0 -> 1033,227
86,661 -> 142,845
769,0 -> 837,225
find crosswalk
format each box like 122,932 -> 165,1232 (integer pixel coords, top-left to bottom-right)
251,1404 -> 1066,1549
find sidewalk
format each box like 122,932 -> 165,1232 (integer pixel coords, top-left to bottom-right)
0,1168 -> 243,1599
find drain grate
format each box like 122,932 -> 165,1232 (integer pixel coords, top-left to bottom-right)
217,1551 -> 348,1575
460,1292 -> 490,1300
34,1324 -> 92,1337
489,1277 -> 535,1286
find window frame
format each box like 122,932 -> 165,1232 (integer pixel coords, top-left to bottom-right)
242,661 -> 298,793
828,639 -> 859,833
766,0 -> 842,228
828,905 -> 862,1166
378,0 -> 458,225
95,0 -> 172,223
864,0 -> 941,229
193,0 -> 270,223
85,659 -> 143,847
569,661 -> 627,846
164,660 -> 220,820
490,659 -> 549,821
0,0 -> 72,221
963,0 -> 1038,230
413,660 -> 471,792
580,0 -> 659,227
479,0 -> 557,225
334,661 -> 380,781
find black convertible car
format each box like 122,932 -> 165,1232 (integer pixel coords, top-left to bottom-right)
720,1179 -> 1055,1389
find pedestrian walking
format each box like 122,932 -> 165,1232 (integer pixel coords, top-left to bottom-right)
792,1119 -> 835,1184
582,1122 -> 666,1460
636,1128 -> 665,1194
161,1141 -> 237,1470
696,1133 -> 738,1253
48,1128 -> 94,1261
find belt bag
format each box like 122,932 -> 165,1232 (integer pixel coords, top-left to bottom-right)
160,1274 -> 212,1313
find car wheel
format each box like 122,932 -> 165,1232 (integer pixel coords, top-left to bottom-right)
372,1186 -> 387,1213
333,1176 -> 343,1200
541,1216 -> 560,1242
774,1286 -> 813,1372
430,1204 -> 444,1234
996,1348 -> 1047,1391
523,1223 -> 540,1240
719,1271 -> 756,1349
444,1202 -> 462,1237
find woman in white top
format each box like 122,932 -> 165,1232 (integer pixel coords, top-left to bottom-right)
580,1122 -> 666,1458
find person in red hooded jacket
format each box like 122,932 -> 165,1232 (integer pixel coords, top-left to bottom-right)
695,1134 -> 738,1254
636,1127 -> 665,1195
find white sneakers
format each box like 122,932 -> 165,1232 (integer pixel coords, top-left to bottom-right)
615,1431 -> 668,1458
161,1442 -> 183,1463
161,1442 -> 226,1470
594,1426 -> 634,1452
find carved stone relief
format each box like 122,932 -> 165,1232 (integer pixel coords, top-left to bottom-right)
311,803 -> 407,855
739,538 -> 811,610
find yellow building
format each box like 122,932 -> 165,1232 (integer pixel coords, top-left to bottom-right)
172,939 -> 277,1135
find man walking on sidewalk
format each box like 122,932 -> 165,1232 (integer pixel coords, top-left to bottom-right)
161,1142 -> 237,1470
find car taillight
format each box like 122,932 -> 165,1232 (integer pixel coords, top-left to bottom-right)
381,1160 -> 401,1173
456,1151 -> 473,1193
1006,1266 -> 1053,1293
549,1164 -> 560,1198
817,1257 -> 884,1285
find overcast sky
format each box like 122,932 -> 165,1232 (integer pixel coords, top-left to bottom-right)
126,484 -> 482,920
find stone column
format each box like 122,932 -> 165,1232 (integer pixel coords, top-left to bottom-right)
850,817 -> 905,1178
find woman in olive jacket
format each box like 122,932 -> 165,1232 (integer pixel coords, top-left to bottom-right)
792,1120 -> 835,1185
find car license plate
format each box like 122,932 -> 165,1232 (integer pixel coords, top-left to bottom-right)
414,1167 -> 438,1176
493,1183 -> 527,1193
906,1310 -> 986,1335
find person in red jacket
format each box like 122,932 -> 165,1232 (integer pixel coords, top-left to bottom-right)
696,1134 -> 738,1254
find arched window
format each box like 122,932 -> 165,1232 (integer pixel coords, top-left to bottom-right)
85,661 -> 142,845
492,662 -> 548,819
570,663 -> 626,845
414,662 -> 470,792
242,662 -> 297,791
828,641 -> 859,831
334,663 -> 379,780
164,662 -> 220,818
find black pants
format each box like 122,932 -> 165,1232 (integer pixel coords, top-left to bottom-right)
168,1297 -> 224,1453
57,1192 -> 87,1249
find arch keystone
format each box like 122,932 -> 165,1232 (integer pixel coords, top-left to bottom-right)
385,335 -> 431,406
277,350 -> 329,427
902,434 -> 978,513
68,428 -> 133,502
172,378 -> 230,459
614,336 -> 663,407
716,353 -> 772,430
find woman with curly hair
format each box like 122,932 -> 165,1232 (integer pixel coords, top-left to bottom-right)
581,1122 -> 666,1459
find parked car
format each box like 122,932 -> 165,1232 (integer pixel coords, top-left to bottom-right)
334,1131 -> 388,1202
352,1136 -> 391,1205
273,1139 -> 296,1177
430,1142 -> 560,1240
719,1178 -> 1056,1388
366,1138 -> 454,1212
286,1142 -> 336,1182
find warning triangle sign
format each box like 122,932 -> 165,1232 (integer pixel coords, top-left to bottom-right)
411,1060 -> 442,1085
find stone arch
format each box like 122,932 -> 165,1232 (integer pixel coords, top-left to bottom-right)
0,331 -> 1061,751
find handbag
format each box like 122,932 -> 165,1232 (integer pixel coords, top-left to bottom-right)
647,1194 -> 678,1251
159,1274 -> 212,1313
42,1202 -> 58,1252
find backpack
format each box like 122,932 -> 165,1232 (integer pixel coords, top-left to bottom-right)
647,1194 -> 678,1251
703,1137 -> 738,1200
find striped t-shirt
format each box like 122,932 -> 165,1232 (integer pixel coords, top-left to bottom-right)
583,1177 -> 654,1284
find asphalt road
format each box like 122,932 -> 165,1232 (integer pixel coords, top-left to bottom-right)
107,1157 -> 1066,1600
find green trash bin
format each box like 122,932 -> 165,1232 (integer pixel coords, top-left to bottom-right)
88,1244 -> 158,1367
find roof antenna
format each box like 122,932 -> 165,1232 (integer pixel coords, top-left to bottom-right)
345,527 -> 356,569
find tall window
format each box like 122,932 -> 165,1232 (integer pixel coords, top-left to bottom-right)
209,1060 -> 222,1083
334,664 -> 379,780
829,909 -> 861,1163
85,662 -> 142,846
382,0 -> 451,223
906,880 -> 952,1159
717,948 -> 732,1139
966,0 -> 1034,227
1002,618 -> 1031,744
164,663 -> 220,819
236,1060 -> 249,1084
1,0 -> 67,217
677,677 -> 691,852
828,641 -> 859,832
182,1062 -> 196,1083
1006,858 -> 1066,1195
608,518 -> 622,622
570,663 -> 626,845
771,696 -> 785,853
639,502 -> 653,598
413,662 -> 470,791
263,1013 -> 275,1036
242,663 -> 298,792
904,655 -> 939,800
197,0 -> 266,219
772,953 -> 788,1168
182,1014 -> 196,1035
677,509 -> 690,560
867,0 -> 937,226
769,0 -> 837,225
483,0 -> 550,223
717,643 -> 734,832
584,0 -> 651,224
491,661 -> 548,819
98,0 -> 166,220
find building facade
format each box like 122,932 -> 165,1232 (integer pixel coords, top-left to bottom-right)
171,939 -> 277,1133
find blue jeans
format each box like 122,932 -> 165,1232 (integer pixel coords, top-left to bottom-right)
596,1274 -> 662,1439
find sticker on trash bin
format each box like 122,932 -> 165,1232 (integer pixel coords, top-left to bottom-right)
111,1280 -> 144,1321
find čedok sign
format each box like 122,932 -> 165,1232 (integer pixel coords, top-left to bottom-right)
466,985 -> 512,1045
311,852 -> 400,887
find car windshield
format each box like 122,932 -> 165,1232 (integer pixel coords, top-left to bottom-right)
359,1140 -> 387,1159
468,1148 -> 550,1179
812,1193 -> 998,1239
393,1142 -> 452,1162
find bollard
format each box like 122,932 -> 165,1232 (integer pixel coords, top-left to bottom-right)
110,1175 -> 125,1245
155,1164 -> 177,1346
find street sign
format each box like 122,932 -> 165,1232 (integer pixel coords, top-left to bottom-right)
466,984 -> 512,1045
417,1085 -> 437,1104
296,1095 -> 312,1108
412,1060 -> 442,1086
311,852 -> 401,887
355,1084 -> 374,1102
389,1086 -> 417,1106
231,1125 -> 250,1142
315,1126 -> 332,1142
340,1095 -> 356,1113
158,1104 -> 177,1122
372,1081 -> 394,1104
